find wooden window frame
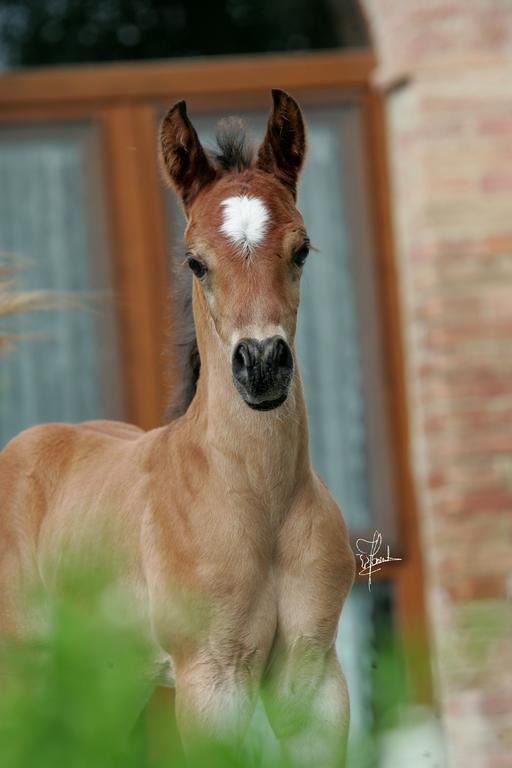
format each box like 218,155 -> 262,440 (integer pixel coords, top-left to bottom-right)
0,49 -> 431,701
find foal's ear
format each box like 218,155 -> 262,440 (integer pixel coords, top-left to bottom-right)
256,89 -> 306,198
159,100 -> 216,210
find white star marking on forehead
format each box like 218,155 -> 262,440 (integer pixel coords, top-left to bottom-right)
220,195 -> 270,256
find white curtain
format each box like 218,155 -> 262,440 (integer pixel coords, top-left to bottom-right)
0,124 -> 122,447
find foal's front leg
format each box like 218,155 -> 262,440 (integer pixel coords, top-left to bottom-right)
264,642 -> 349,768
173,648 -> 260,757
265,478 -> 355,767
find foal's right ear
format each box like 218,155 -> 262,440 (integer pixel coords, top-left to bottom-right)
159,100 -> 216,211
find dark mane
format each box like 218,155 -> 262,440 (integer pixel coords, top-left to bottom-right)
165,251 -> 200,422
211,117 -> 255,172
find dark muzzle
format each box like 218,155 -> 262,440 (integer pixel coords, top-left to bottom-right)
232,336 -> 294,411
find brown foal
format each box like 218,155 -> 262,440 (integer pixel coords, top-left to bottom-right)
0,91 -> 355,766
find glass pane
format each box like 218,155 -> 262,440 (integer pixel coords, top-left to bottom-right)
296,115 -> 370,531
0,122 -> 123,446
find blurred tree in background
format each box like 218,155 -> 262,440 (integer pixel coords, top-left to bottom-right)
0,0 -> 368,69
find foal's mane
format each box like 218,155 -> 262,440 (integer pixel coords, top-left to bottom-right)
211,117 -> 255,172
166,117 -> 255,422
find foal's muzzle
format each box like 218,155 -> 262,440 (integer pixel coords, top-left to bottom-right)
232,336 -> 294,411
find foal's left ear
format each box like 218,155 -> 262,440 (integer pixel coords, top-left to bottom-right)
159,100 -> 216,211
256,89 -> 306,199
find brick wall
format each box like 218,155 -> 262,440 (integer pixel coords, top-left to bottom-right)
362,2 -> 512,766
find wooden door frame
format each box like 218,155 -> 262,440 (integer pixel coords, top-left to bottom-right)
0,48 -> 431,702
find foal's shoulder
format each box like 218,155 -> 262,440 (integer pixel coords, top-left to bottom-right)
0,423 -> 83,485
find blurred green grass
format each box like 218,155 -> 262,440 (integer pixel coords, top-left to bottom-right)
0,569 -> 288,768
0,576 -> 152,768
0,566 -> 418,768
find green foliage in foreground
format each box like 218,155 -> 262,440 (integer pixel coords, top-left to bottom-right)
0,571 -> 412,768
0,587 -> 152,768
0,571 -> 287,768
0,586 -> 290,768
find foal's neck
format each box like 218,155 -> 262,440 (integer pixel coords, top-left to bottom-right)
186,290 -> 310,492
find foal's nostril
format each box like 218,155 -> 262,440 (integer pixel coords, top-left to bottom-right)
263,336 -> 293,375
232,339 -> 256,386
233,341 -> 250,371
274,338 -> 293,370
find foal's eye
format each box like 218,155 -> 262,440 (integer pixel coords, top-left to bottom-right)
187,257 -> 208,279
292,242 -> 310,268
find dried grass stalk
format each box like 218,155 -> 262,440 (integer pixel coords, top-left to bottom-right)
0,257 -> 81,352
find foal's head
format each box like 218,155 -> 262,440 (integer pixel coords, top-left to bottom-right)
160,90 -> 308,412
